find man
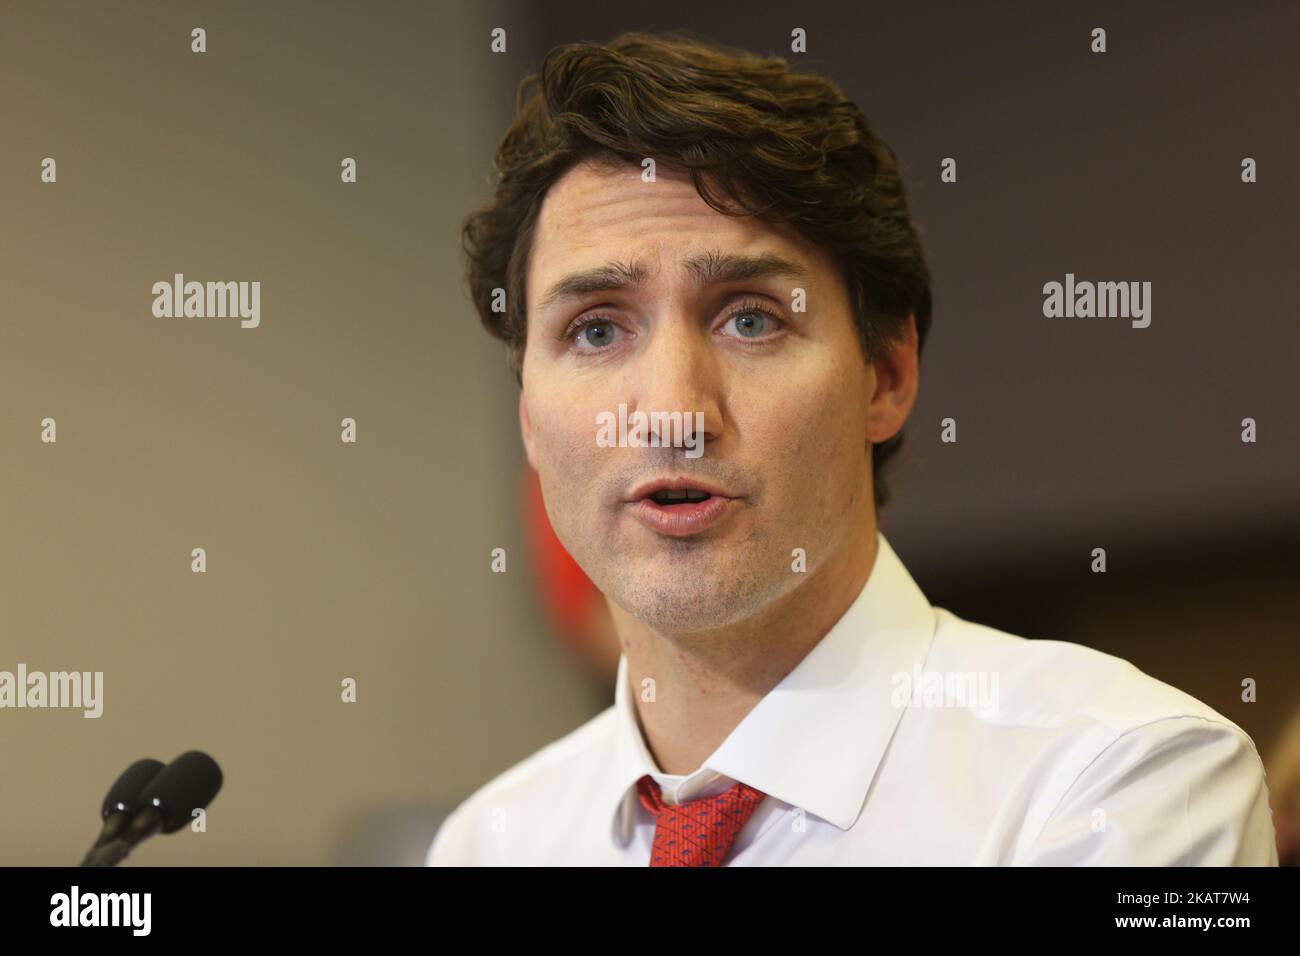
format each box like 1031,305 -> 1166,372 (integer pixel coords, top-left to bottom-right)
429,31 -> 1276,865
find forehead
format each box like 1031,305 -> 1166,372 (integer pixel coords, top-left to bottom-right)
527,160 -> 831,306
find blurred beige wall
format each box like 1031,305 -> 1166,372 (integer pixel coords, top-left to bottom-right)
0,0 -> 601,865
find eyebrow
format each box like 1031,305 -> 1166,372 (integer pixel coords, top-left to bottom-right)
536,249 -> 811,313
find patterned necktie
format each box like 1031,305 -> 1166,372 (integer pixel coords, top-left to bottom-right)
636,773 -> 766,866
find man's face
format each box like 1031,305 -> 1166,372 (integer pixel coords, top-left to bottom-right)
520,159 -> 886,634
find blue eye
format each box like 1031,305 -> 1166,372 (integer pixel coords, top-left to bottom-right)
722,307 -> 783,340
730,312 -> 768,337
575,320 -> 618,349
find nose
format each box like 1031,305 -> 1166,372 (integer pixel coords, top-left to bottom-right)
627,314 -> 723,452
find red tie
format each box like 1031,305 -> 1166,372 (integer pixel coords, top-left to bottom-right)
636,773 -> 766,866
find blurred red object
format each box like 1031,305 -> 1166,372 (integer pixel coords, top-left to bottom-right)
521,468 -> 601,648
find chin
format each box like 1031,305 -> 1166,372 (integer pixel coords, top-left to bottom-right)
606,567 -> 775,634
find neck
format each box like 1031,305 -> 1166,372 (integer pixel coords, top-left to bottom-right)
612,526 -> 881,775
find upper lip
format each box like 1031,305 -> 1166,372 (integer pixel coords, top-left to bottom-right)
625,477 -> 737,502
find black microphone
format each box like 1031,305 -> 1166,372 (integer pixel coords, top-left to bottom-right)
79,759 -> 166,865
81,751 -> 223,867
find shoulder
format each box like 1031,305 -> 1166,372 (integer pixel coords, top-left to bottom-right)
925,608 -> 1275,864
927,606 -> 1250,735
426,705 -> 618,866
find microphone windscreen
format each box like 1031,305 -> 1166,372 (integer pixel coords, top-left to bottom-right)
101,758 -> 167,818
137,751 -> 224,833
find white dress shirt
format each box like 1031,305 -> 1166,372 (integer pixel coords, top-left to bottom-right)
427,533 -> 1277,865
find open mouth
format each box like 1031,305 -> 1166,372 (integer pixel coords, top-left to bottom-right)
646,489 -> 713,506
626,480 -> 736,537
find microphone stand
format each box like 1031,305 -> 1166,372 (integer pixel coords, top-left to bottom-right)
80,807 -> 164,868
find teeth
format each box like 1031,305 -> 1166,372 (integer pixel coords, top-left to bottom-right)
653,488 -> 710,503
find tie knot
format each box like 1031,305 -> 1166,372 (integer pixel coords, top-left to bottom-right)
634,774 -> 766,866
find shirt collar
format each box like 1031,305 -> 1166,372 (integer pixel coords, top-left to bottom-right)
604,531 -> 938,845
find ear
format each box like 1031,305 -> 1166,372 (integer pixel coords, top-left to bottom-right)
865,314 -> 920,445
519,389 -> 539,471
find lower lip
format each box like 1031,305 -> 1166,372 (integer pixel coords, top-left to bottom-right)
627,496 -> 735,537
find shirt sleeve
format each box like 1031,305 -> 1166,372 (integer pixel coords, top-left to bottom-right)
1019,715 -> 1278,865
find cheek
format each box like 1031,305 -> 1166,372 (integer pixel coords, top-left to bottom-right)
527,394 -> 607,513
532,406 -> 577,470
745,353 -> 867,462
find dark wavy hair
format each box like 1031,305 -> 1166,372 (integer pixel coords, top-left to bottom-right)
462,30 -> 933,509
